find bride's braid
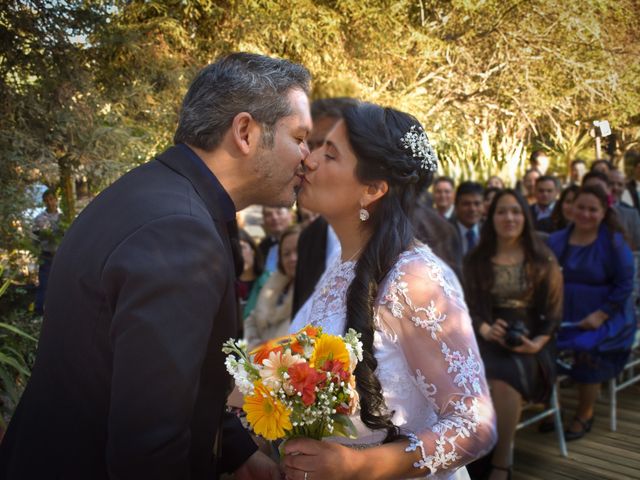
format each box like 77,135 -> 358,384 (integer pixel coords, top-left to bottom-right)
342,104 -> 435,438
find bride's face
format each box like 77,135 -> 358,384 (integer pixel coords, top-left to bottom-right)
298,120 -> 367,221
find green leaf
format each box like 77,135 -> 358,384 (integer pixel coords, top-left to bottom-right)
0,323 -> 38,342
0,351 -> 31,377
330,414 -> 358,439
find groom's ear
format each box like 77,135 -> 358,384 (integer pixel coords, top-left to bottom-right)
230,112 -> 261,155
362,180 -> 389,207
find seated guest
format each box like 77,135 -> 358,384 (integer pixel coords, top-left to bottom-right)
583,170 -> 640,250
412,201 -> 463,278
521,168 -> 540,205
259,206 -> 293,272
567,159 -> 586,186
548,185 -> 636,441
237,229 -> 268,320
465,189 -> 562,480
590,159 -> 613,175
487,175 -> 505,189
549,185 -> 579,232
483,187 -> 501,221
531,175 -> 560,233
451,181 -> 484,256
609,169 -> 634,208
244,225 -> 301,349
623,149 -> 640,214
432,176 -> 456,219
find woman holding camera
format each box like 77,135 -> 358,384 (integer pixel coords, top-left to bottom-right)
547,185 -> 635,441
464,189 -> 562,480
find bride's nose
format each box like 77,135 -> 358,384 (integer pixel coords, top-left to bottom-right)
302,149 -> 320,173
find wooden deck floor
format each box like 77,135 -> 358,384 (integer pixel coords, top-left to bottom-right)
513,383 -> 640,480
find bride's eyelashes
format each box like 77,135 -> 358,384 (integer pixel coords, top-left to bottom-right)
324,153 -> 336,160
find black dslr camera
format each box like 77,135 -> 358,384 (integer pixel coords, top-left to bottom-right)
504,319 -> 529,348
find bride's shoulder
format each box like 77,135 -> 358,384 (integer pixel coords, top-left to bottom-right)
386,243 -> 464,302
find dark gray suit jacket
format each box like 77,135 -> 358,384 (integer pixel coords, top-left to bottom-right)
0,146 -> 256,479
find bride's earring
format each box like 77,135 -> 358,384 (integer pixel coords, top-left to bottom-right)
359,206 -> 369,222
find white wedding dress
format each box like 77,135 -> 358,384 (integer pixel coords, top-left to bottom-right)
290,243 -> 496,479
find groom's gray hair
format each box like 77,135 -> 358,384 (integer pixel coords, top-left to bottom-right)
174,52 -> 311,150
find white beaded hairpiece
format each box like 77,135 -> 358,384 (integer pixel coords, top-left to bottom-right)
399,125 -> 438,173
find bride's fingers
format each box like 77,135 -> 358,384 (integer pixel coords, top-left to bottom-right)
282,452 -> 317,473
283,466 -> 318,480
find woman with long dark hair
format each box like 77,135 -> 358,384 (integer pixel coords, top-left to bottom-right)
548,184 -> 579,232
464,189 -> 562,479
284,103 -> 496,479
547,185 -> 636,441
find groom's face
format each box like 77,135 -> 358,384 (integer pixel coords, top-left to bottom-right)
251,88 -> 312,207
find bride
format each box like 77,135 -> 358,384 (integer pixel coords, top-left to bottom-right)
284,103 -> 496,479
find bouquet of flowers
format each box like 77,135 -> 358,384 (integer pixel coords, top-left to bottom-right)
222,325 -> 363,441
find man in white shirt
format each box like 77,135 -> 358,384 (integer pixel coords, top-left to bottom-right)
259,207 -> 293,272
32,189 -> 61,314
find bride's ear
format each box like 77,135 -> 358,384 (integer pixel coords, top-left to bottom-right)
361,180 -> 388,208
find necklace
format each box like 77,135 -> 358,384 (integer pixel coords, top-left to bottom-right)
341,246 -> 364,264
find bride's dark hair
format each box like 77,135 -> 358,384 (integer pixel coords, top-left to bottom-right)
342,103 -> 435,439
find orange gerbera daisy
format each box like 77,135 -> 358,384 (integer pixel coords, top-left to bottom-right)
288,362 -> 325,406
310,334 -> 350,372
251,334 -> 303,365
243,382 -> 292,440
299,325 -> 320,338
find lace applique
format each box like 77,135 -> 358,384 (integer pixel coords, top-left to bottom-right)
441,344 -> 483,396
305,258 -> 355,334
405,432 -> 429,470
413,369 -> 438,409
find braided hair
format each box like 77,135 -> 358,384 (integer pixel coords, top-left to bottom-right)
342,103 -> 435,438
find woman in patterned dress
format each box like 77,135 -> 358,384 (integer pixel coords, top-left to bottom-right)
282,103 -> 496,480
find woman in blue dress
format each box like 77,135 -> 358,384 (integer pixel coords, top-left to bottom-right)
547,184 -> 637,441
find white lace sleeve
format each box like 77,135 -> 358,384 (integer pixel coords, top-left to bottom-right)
376,249 -> 497,475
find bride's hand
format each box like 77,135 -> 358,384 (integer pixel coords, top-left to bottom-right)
282,438 -> 364,480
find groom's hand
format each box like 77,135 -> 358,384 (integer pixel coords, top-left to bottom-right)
234,450 -> 281,480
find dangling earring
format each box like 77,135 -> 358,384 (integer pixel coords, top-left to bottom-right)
359,207 -> 369,222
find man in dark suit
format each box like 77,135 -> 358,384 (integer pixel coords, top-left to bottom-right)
0,53 -> 312,480
531,175 -> 559,233
624,150 -> 640,214
450,181 -> 484,261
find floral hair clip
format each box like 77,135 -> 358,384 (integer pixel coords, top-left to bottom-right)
399,125 -> 438,173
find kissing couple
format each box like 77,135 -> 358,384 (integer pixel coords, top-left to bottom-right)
0,53 -> 496,480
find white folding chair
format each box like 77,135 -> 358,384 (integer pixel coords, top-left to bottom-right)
516,380 -> 568,457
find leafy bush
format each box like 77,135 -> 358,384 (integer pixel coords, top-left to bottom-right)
0,268 -> 39,432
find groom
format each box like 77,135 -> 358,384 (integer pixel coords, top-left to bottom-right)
0,53 -> 312,479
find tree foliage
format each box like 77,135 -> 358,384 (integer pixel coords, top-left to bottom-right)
1,0 -> 639,248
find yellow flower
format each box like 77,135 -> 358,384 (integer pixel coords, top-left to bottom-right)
310,334 -> 350,371
243,382 -> 292,440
